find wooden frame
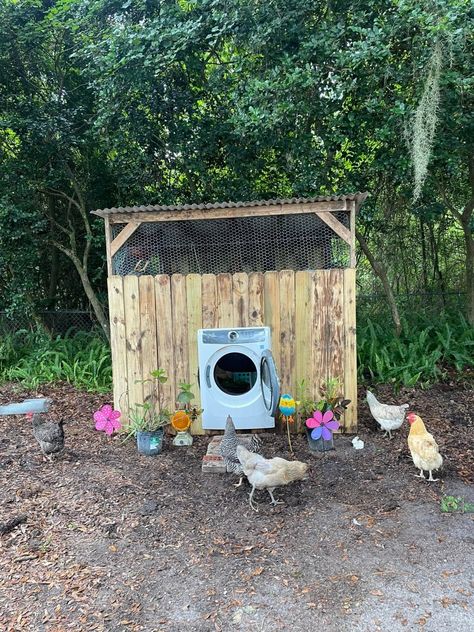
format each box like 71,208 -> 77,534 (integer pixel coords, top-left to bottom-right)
95,193 -> 368,434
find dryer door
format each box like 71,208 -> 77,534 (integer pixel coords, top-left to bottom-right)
260,350 -> 280,417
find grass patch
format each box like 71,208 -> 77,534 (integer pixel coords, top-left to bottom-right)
440,495 -> 474,513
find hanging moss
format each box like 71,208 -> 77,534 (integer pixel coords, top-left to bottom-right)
410,41 -> 443,202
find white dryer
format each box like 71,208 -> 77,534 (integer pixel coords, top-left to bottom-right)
198,327 -> 280,430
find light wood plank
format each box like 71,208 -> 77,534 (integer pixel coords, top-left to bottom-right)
312,271 -> 327,401
123,275 -> 143,415
171,274 -> 189,410
264,272 -> 281,374
343,268 -> 357,432
154,275 -> 175,408
294,271 -> 314,432
186,274 -> 203,435
248,272 -> 264,326
315,211 -> 352,244
216,273 -> 233,327
138,276 -> 158,408
232,272 -> 249,327
349,201 -> 356,268
101,200 -> 350,223
107,276 -> 129,421
104,217 -> 113,277
327,268 -> 345,387
278,270 -> 296,432
110,221 -> 140,256
201,274 -> 218,328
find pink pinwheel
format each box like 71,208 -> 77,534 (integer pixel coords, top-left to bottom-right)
306,409 -> 339,440
94,404 -> 121,436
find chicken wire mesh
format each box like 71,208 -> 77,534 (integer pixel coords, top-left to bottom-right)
111,212 -> 350,276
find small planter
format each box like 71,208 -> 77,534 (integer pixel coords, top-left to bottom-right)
136,429 -> 164,455
305,428 -> 334,452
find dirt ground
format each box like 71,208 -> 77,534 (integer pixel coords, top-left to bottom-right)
1,381 -> 473,632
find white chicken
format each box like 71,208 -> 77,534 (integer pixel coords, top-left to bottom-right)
366,390 -> 409,439
236,445 -> 309,511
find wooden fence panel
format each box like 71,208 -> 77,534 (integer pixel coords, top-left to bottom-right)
294,271 -> 314,432
201,274 -> 218,329
186,274 -> 203,434
108,269 -> 357,433
171,274 -> 189,407
108,276 -> 128,415
123,275 -> 143,412
232,272 -> 249,327
216,273 -> 233,327
139,276 -> 158,406
343,268 -> 357,432
248,272 -> 265,326
155,274 -> 175,407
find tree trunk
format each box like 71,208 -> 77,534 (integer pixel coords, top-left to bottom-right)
71,255 -> 110,340
356,230 -> 402,336
462,217 -> 474,326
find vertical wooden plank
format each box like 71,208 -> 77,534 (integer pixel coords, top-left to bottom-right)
216,273 -> 233,327
104,217 -> 113,277
171,274 -> 189,409
123,275 -> 143,414
138,276 -> 158,406
279,270 -> 296,432
343,268 -> 357,432
108,276 -> 129,420
232,272 -> 249,327
248,272 -> 264,326
202,274 -> 218,329
349,202 -> 356,268
186,274 -> 203,435
312,270 -> 327,401
294,271 -> 314,432
154,274 -> 175,409
264,271 -> 281,374
327,268 -> 345,386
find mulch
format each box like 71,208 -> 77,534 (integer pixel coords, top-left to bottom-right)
0,380 -> 472,630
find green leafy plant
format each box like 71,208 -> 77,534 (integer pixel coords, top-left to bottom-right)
123,369 -> 171,438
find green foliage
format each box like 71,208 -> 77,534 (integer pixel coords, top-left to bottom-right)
0,329 -> 111,391
122,369 -> 171,437
357,314 -> 474,388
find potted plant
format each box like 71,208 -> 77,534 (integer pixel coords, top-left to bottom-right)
123,369 -> 171,455
296,377 -> 351,452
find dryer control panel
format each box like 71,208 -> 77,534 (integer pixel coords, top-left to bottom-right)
201,327 -> 267,345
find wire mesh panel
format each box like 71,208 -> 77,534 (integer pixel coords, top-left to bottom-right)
111,212 -> 350,276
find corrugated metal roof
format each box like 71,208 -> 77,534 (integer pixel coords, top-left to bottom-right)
91,192 -> 368,216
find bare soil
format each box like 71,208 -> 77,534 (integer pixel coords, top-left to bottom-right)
1,381 -> 473,632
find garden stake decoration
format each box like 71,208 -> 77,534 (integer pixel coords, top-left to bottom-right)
279,394 -> 296,455
306,409 -> 340,443
94,404 -> 122,436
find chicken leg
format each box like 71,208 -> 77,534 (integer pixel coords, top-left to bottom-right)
415,469 -> 425,479
233,476 -> 244,488
427,470 -> 439,482
267,489 -> 284,506
248,485 -> 259,512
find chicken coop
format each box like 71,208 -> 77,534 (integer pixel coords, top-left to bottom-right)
92,193 -> 368,434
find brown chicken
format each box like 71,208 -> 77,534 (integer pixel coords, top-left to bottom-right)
407,413 -> 443,481
236,445 -> 309,511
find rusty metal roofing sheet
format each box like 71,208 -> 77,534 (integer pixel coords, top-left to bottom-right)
91,192 -> 368,216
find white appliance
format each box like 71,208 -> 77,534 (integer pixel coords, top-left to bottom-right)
198,327 -> 280,430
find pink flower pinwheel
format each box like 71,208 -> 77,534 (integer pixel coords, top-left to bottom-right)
94,404 -> 121,436
306,409 -> 339,441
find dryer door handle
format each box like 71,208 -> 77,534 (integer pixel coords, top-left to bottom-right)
205,365 -> 211,388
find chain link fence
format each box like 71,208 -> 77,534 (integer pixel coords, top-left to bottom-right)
0,310 -> 101,336
0,291 -> 466,336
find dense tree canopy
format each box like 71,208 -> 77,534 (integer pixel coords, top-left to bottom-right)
1,0 -> 473,327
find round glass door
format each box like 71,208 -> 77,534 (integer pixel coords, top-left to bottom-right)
214,352 -> 257,395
